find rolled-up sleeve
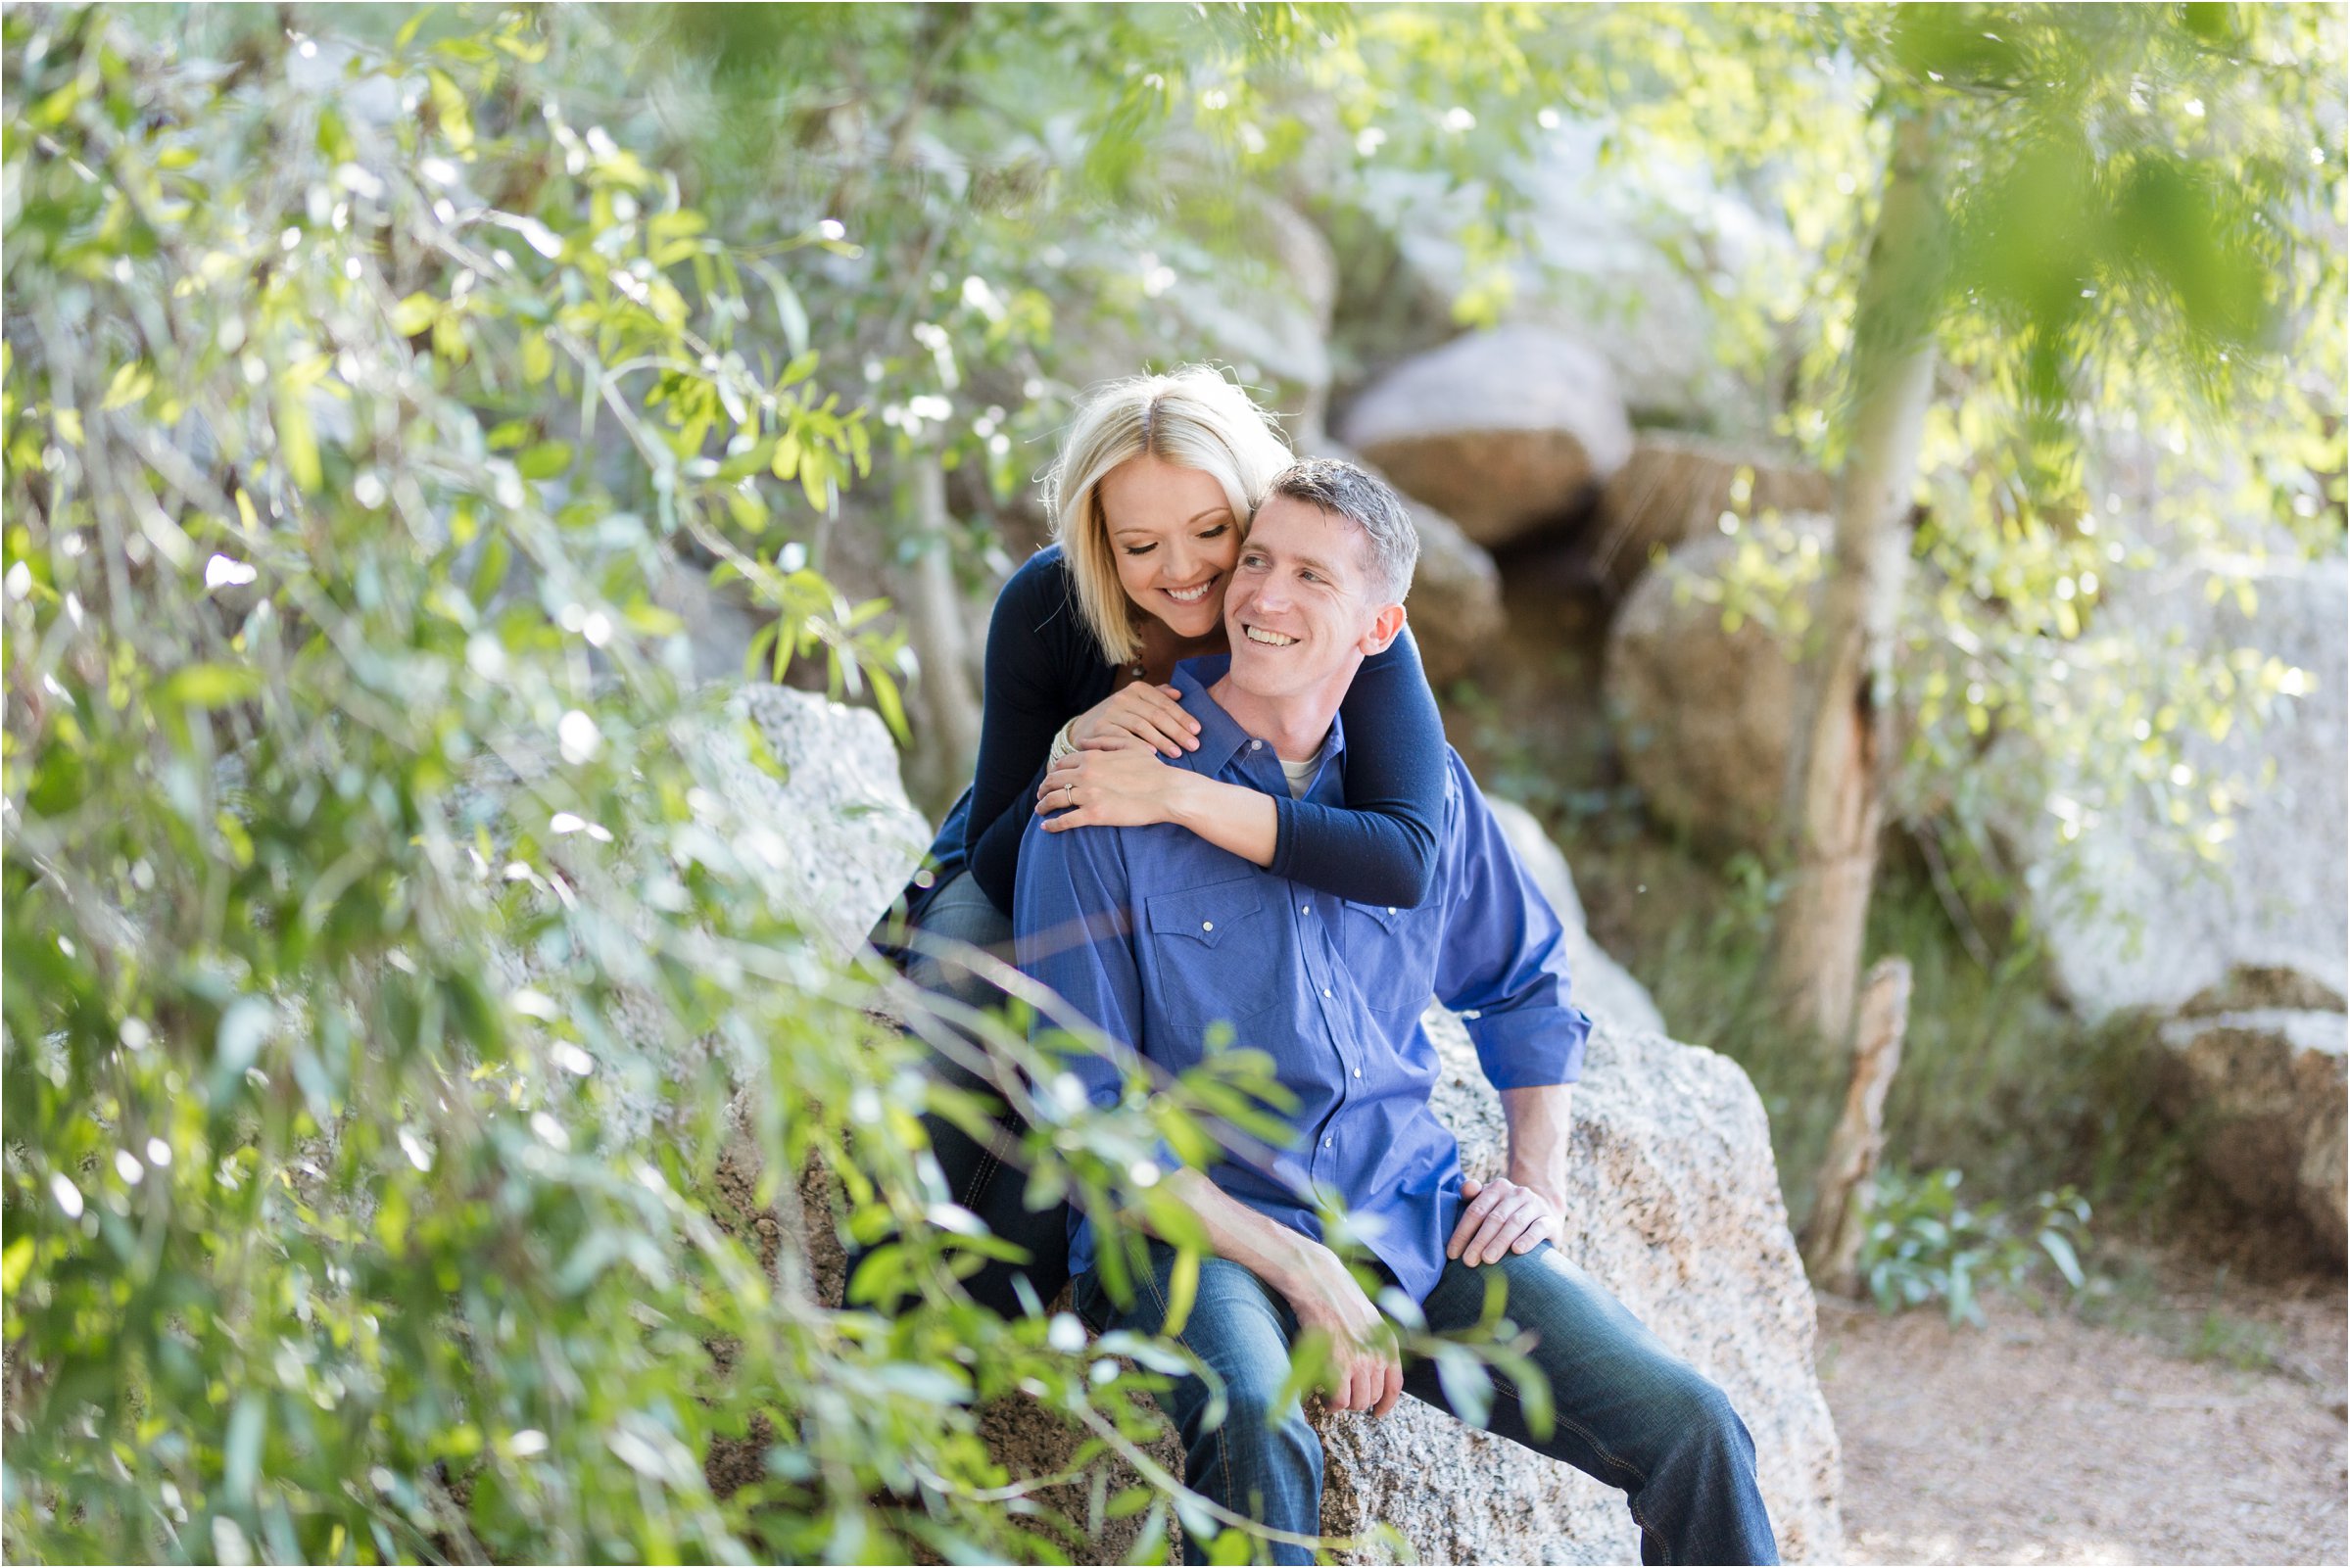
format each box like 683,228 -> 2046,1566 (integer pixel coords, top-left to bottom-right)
1429,759 -> 1591,1089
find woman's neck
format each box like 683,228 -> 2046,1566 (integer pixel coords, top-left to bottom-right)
1133,614 -> 1228,687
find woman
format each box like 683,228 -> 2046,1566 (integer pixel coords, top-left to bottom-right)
882,365 -> 1448,1314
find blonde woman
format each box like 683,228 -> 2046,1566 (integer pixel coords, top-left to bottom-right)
884,366 -> 1446,1313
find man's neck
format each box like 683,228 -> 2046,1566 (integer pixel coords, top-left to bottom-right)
1206,664 -> 1355,764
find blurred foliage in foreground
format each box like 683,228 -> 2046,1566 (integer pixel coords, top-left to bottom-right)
0,8 -> 1558,1562
3,1 -> 2344,1561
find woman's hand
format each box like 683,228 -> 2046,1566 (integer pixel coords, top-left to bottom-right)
1035,746 -> 1197,832
1069,683 -> 1200,759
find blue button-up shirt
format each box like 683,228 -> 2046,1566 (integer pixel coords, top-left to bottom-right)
1014,656 -> 1591,1304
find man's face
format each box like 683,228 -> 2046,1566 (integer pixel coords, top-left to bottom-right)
1223,494 -> 1397,701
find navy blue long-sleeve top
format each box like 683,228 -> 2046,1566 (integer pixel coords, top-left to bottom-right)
905,544 -> 1447,924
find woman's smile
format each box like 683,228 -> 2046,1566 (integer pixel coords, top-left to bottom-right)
1162,576 -> 1218,607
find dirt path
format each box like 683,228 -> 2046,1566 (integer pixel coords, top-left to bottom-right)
1815,1263 -> 2346,1565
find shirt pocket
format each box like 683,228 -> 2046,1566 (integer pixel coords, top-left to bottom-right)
1145,880 -> 1282,1049
1335,899 -> 1441,1017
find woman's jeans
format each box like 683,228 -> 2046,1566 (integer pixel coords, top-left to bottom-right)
879,869 -> 1073,1316
1074,1239 -> 1780,1567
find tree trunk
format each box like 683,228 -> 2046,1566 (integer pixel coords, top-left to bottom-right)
896,455 -> 983,816
1769,105 -> 1946,1045
1800,957 -> 1914,1296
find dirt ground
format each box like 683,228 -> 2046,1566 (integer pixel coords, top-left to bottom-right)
1814,1250 -> 2347,1566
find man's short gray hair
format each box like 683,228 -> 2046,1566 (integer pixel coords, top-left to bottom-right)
1261,457 -> 1419,603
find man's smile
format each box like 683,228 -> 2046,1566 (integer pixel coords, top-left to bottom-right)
1241,624 -> 1297,646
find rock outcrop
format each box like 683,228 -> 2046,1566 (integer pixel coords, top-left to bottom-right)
1340,326 -> 1636,549
1317,1010 -> 1842,1564
1603,513 -> 1831,850
721,684 -> 935,954
738,741 -> 1840,1562
1593,434 -> 1833,595
1356,127 -> 1807,437
2013,552 -> 2348,1022
2155,1001 -> 2347,1261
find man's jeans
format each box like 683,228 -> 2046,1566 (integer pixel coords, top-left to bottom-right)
1074,1238 -> 1780,1567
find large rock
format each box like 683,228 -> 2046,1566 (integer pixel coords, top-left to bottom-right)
1603,513 -> 1831,850
1341,327 -> 1636,549
2156,1003 -> 2348,1261
1353,126 -> 1812,437
1315,1012 -> 1841,1564
1400,498 -> 1507,689
725,685 -> 933,952
477,686 -> 928,1145
1593,434 -> 1833,595
2016,552 -> 2348,1022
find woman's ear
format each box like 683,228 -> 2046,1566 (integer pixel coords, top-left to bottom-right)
1360,602 -> 1408,656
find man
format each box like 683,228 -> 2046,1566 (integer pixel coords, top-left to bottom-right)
1013,458 -> 1779,1566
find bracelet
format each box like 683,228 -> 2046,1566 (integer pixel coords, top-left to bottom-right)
1047,719 -> 1079,763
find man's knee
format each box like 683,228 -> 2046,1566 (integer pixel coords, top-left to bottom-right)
1652,1368 -> 1754,1467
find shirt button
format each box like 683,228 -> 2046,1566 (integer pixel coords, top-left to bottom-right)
1387,906 -> 1397,916
1300,903 -> 1310,914
1250,738 -> 1263,751
1322,987 -> 1332,998
1353,1068 -> 1362,1077
1323,1137 -> 1333,1148
1201,921 -> 1213,931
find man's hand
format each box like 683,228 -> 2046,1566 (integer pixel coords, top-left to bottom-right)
1283,1240 -> 1404,1417
1448,1175 -> 1564,1267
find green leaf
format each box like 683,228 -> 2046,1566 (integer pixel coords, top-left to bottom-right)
1162,1245 -> 1200,1339
393,293 -> 438,338
2038,1229 -> 2085,1290
517,440 -> 574,480
160,664 -> 262,709
395,5 -> 437,50
275,388 -> 321,492
1432,1343 -> 1492,1430
102,360 -> 153,410
1,1237 -> 33,1295
223,1394 -> 266,1508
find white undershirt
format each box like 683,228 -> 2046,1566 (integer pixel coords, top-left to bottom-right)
1278,752 -> 1319,797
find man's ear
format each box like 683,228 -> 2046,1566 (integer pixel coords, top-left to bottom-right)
1359,602 -> 1408,657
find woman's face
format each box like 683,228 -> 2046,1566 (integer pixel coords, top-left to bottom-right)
1096,453 -> 1244,641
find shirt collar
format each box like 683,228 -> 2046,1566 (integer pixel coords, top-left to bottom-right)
1170,655 -> 1347,783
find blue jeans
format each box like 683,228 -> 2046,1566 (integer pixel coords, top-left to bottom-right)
879,869 -> 1073,1316
1074,1239 -> 1779,1567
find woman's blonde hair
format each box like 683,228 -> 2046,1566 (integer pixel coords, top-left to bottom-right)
1041,366 -> 1293,666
